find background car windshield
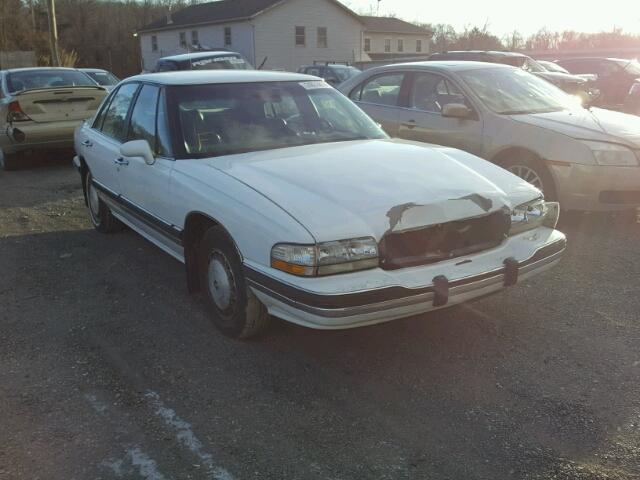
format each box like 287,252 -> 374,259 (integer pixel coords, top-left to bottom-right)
190,55 -> 251,70
169,81 -> 387,158
7,69 -> 95,93
460,68 -> 577,114
618,60 -> 640,75
333,66 -> 361,81
86,71 -> 119,86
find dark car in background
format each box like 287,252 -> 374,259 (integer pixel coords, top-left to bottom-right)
428,51 -> 598,102
297,63 -> 361,86
556,57 -> 640,114
152,51 -> 253,72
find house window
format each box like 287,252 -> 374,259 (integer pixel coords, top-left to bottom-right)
317,27 -> 327,48
364,38 -> 371,52
397,39 -> 404,52
151,35 -> 158,52
179,32 -> 187,48
224,27 -> 232,46
384,39 -> 391,53
416,39 -> 422,52
191,30 -> 198,45
295,26 -> 305,46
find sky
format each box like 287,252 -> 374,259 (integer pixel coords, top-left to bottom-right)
340,0 -> 640,37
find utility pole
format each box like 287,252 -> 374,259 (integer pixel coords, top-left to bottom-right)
46,0 -> 60,66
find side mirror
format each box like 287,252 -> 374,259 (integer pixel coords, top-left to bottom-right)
120,139 -> 155,165
442,103 -> 472,119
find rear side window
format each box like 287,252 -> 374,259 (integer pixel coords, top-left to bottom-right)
127,84 -> 160,148
351,73 -> 405,106
100,83 -> 139,141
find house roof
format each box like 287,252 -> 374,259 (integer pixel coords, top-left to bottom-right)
138,0 -> 361,33
360,16 -> 432,36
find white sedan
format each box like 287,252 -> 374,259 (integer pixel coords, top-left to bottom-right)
74,70 -> 566,338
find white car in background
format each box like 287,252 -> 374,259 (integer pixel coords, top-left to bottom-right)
0,67 -> 107,170
74,70 -> 566,338
80,68 -> 120,92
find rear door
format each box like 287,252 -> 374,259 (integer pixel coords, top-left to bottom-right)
80,83 -> 139,195
348,71 -> 409,136
118,84 -> 177,244
397,72 -> 484,155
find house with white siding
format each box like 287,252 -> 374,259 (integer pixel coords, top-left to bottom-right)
137,0 -> 368,72
360,16 -> 433,61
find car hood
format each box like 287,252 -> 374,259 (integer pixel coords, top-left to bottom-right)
206,139 -> 540,242
510,107 -> 640,146
534,71 -> 586,85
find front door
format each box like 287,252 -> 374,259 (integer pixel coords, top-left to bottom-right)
397,72 -> 484,155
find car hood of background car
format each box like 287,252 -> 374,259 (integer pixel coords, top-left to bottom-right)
510,107 -> 640,146
203,139 -> 540,242
534,71 -> 586,86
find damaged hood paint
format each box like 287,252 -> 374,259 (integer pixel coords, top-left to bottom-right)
208,139 -> 540,242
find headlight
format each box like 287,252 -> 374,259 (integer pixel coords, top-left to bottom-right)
509,200 -> 560,236
271,237 -> 378,276
582,141 -> 638,166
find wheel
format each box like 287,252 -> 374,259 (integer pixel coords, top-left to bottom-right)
0,151 -> 19,171
85,171 -> 121,233
198,226 -> 270,339
500,156 -> 558,201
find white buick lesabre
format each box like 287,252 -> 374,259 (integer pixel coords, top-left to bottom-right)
74,71 -> 566,338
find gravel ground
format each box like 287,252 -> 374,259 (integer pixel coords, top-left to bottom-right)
1,161 -> 639,480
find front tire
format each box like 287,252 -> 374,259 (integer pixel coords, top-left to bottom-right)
0,151 -> 19,171
85,171 -> 121,233
198,226 -> 270,339
501,156 -> 558,201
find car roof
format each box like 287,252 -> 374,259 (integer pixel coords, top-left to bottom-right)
158,51 -> 241,62
3,67 -> 81,74
126,70 -> 318,85
433,50 -> 527,58
381,60 -> 514,72
80,68 -> 109,73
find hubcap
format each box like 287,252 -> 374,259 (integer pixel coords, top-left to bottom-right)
508,165 -> 544,192
208,251 -> 236,313
88,179 -> 100,221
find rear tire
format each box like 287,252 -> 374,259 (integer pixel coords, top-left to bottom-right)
0,151 -> 19,171
85,171 -> 121,233
198,226 -> 270,339
500,155 -> 558,202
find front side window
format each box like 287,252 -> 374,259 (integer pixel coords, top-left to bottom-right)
6,69 -> 95,93
354,73 -> 404,106
364,38 -> 371,52
397,39 -> 404,52
100,83 -> 139,141
410,73 -> 469,113
151,35 -> 158,52
460,67 -> 577,115
295,26 -> 305,46
179,32 -> 187,48
317,27 -> 327,48
224,27 -> 232,46
127,84 -> 160,149
168,81 -> 387,158
384,39 -> 391,53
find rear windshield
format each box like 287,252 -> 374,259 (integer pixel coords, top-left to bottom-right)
7,69 -> 96,93
85,71 -> 119,86
190,55 -> 251,71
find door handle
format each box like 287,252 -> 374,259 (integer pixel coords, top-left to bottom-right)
81,139 -> 93,147
401,120 -> 416,129
114,157 -> 129,166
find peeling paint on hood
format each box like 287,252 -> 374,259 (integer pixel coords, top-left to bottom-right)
208,139 -> 541,242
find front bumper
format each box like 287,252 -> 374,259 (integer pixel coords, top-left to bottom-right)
245,228 -> 566,329
548,162 -> 640,211
0,120 -> 79,155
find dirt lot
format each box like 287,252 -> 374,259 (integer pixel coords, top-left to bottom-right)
1,161 -> 639,480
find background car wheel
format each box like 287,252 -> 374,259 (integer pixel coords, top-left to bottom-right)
198,226 -> 270,339
501,156 -> 558,202
0,151 -> 19,171
84,171 -> 121,233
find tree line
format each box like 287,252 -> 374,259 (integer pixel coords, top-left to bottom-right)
1,0 -> 639,77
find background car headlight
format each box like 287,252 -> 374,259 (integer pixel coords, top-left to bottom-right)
271,237 -> 378,276
582,141 -> 638,166
509,200 -> 560,236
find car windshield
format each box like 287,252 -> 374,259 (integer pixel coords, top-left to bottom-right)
189,55 -> 251,71
169,81 -> 387,159
332,66 -> 362,82
618,59 -> 640,75
460,67 -> 578,114
7,69 -> 96,93
85,71 -> 119,86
